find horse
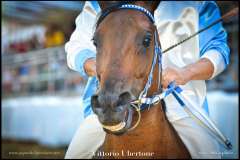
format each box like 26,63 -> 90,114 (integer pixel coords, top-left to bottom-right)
90,1 -> 191,158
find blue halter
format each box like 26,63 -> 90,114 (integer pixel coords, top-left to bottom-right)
96,3 -> 163,110
119,4 -> 155,23
96,4 -> 232,150
118,4 -> 163,110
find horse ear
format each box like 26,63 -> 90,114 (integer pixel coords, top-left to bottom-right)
135,1 -> 160,14
98,1 -> 121,11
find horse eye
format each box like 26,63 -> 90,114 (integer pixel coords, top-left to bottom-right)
92,38 -> 98,47
142,36 -> 151,48
93,41 -> 98,47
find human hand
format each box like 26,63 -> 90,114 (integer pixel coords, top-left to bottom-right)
84,58 -> 96,76
162,67 -> 190,89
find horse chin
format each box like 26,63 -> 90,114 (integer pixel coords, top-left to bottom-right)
102,106 -> 133,135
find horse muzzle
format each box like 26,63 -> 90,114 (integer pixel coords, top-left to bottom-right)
91,91 -> 134,135
102,106 -> 134,135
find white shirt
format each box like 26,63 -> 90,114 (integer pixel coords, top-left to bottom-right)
65,1 -> 227,121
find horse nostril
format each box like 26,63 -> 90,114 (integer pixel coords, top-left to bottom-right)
117,92 -> 131,106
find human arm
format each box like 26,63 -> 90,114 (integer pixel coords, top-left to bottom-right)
65,1 -> 100,78
162,58 -> 213,88
162,1 -> 230,88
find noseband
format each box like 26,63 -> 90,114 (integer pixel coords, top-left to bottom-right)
95,4 -> 163,131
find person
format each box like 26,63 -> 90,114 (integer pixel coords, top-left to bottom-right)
65,1 -> 230,159
45,24 -> 65,48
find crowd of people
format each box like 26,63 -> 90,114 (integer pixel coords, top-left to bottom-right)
2,58 -> 85,97
3,23 -> 68,55
2,22 -> 86,97
1,15 -> 238,98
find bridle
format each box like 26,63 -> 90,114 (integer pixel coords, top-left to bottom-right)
95,4 -> 164,131
94,3 -> 235,149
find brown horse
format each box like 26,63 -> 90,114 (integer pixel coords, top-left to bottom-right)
91,1 -> 191,158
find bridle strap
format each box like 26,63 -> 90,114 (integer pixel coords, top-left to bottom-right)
96,3 -> 163,110
95,3 -> 164,132
119,4 -> 155,23
96,4 -> 155,28
138,27 -> 163,110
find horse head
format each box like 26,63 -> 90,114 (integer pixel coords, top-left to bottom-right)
91,1 -> 160,135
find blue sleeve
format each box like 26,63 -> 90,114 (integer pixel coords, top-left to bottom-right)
75,49 -> 96,79
198,1 -> 230,67
90,1 -> 101,13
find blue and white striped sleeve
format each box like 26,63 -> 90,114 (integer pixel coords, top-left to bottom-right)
198,1 -> 230,79
65,1 -> 99,79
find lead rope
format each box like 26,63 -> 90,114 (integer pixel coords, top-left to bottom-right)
131,81 -> 232,150
171,87 -> 233,150
183,106 -> 232,149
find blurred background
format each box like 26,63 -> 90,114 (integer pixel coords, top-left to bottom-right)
1,1 -> 239,159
